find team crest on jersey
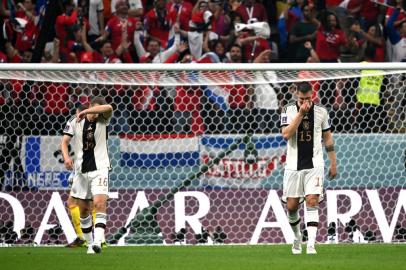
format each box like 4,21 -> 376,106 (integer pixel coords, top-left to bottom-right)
302,121 -> 310,130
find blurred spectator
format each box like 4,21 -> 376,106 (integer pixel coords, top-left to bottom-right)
79,0 -> 105,42
66,24 -> 87,63
351,23 -> 385,62
98,0 -> 139,62
235,24 -> 270,63
209,0 -> 230,36
84,34 -> 122,63
15,0 -> 39,51
181,0 -> 214,58
384,0 -> 406,28
4,42 -> 33,63
0,1 -> 38,53
168,0 -> 193,31
289,3 -> 319,62
340,19 -> 364,62
203,35 -> 227,62
225,43 -> 242,63
134,25 -> 180,63
235,0 -> 267,24
315,11 -> 348,62
144,0 -> 172,48
55,0 -> 78,56
358,0 -> 384,31
111,0 -> 144,18
385,8 -> 406,62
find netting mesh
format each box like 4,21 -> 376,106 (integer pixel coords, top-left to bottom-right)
0,67 -> 405,246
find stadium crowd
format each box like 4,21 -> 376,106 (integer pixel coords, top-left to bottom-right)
0,0 -> 405,136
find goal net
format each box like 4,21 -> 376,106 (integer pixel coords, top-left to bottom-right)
0,63 -> 405,246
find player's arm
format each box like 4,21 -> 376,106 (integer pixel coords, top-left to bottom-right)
281,113 -> 303,140
77,104 -> 113,121
323,130 -> 337,180
61,135 -> 74,170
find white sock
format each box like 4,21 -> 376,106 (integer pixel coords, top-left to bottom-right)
288,210 -> 301,239
80,215 -> 93,245
94,212 -> 107,246
306,206 -> 319,246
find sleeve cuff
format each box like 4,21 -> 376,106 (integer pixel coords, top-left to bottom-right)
63,133 -> 73,137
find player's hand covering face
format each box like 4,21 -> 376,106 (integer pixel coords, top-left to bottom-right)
297,91 -> 313,115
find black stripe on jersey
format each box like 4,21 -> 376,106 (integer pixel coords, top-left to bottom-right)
297,103 -> 314,170
63,132 -> 73,137
82,119 -> 97,173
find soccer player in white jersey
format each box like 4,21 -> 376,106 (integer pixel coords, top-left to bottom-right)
280,82 -> 337,254
61,96 -> 113,254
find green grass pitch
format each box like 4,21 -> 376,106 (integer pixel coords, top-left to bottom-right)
1,244 -> 405,270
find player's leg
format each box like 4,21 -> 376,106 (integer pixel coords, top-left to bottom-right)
90,201 -> 107,248
287,197 -> 302,254
70,172 -> 94,253
283,169 -> 304,254
77,198 -> 93,251
66,196 -> 86,248
304,194 -> 319,254
287,198 -> 301,239
90,168 -> 109,254
91,194 -> 107,253
304,167 -> 324,255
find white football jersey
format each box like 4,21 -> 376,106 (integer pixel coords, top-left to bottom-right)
280,102 -> 331,171
63,115 -> 111,173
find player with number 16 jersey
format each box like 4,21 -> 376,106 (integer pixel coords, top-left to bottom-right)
61,96 -> 113,254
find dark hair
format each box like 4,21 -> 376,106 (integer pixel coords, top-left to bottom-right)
321,11 -> 341,31
297,82 -> 312,93
147,38 -> 161,46
90,96 -> 107,105
77,103 -> 89,112
368,23 -> 383,38
300,2 -> 311,11
230,43 -> 242,51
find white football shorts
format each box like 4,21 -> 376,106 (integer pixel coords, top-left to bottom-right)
70,168 -> 110,200
282,167 -> 324,203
